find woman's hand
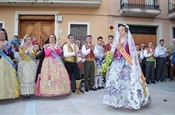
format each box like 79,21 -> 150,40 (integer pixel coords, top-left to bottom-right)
34,45 -> 39,51
171,64 -> 174,67
75,50 -> 81,55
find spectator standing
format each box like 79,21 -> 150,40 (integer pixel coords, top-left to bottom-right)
144,42 -> 156,84
154,39 -> 168,82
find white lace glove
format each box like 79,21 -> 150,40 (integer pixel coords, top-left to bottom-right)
25,50 -> 28,53
82,58 -> 85,63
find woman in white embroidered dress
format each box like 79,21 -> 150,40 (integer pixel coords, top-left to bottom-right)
103,24 -> 151,109
18,35 -> 37,99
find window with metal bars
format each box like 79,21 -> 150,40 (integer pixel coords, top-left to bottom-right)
173,27 -> 175,38
129,25 -> 157,35
70,24 -> 87,44
0,23 -> 3,29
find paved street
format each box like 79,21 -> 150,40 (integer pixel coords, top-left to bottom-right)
0,81 -> 175,115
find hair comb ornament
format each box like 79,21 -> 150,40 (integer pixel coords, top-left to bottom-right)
172,38 -> 175,42
23,34 -> 29,39
20,34 -> 29,47
123,24 -> 129,29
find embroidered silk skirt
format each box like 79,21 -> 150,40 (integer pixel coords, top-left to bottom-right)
18,60 -> 37,95
103,58 -> 151,109
0,58 -> 20,99
35,57 -> 71,97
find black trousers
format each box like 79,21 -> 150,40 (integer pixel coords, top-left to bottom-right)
140,58 -> 146,76
156,58 -> 166,81
145,61 -> 155,82
65,62 -> 81,90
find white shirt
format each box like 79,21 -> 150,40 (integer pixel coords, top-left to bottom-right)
154,45 -> 167,57
144,48 -> 153,58
81,44 -> 95,56
63,42 -> 77,57
137,50 -> 144,60
94,44 -> 104,59
63,42 -> 85,63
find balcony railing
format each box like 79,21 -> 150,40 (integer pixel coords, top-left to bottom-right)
119,0 -> 160,17
120,0 -> 160,9
169,0 -> 175,13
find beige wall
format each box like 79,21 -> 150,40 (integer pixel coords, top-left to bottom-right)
0,0 -> 109,44
108,0 -> 175,47
1,0 -> 175,47
58,15 -> 108,43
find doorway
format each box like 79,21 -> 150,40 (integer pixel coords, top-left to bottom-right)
19,15 -> 54,46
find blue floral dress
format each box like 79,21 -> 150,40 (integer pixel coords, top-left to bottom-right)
103,42 -> 151,109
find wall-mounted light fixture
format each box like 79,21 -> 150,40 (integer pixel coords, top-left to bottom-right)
57,15 -> 62,22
